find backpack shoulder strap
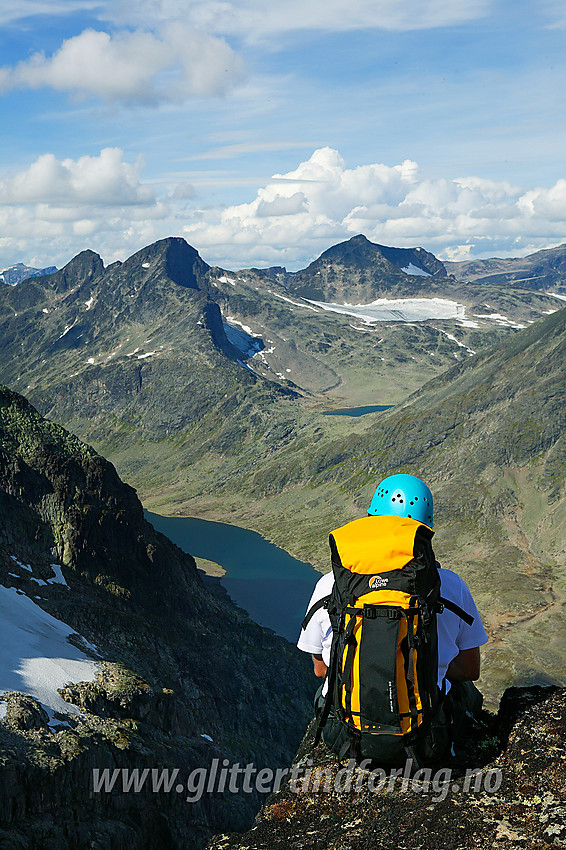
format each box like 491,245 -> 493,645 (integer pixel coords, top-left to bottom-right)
439,596 -> 475,626
301,594 -> 332,631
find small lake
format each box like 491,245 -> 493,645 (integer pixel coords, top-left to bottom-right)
145,512 -> 322,643
322,404 -> 393,417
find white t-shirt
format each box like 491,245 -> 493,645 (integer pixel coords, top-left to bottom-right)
297,568 -> 488,693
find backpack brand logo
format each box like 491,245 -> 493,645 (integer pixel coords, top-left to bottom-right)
369,575 -> 388,589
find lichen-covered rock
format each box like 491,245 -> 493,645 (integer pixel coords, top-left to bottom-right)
207,687 -> 566,850
3,695 -> 49,732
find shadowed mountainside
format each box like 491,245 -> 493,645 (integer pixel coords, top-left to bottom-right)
0,386 -> 313,849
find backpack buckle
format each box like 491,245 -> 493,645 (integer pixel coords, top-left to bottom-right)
363,606 -> 377,619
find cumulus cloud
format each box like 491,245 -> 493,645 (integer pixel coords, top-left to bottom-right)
257,192 -> 307,217
0,148 -> 155,206
4,145 -> 566,273
0,24 -> 245,104
0,148 -> 170,267
181,147 -> 566,267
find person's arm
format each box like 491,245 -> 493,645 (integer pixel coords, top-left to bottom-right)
312,653 -> 328,679
446,646 -> 480,682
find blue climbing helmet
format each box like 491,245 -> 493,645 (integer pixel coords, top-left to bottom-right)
367,473 -> 434,527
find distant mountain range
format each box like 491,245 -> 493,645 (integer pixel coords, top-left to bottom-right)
0,232 -> 564,698
5,236 -> 566,294
0,262 -> 57,286
446,243 -> 566,292
1,235 -> 564,843
0,234 -> 564,519
1,235 -> 562,507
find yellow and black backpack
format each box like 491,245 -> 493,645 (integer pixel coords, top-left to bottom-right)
307,514 -> 472,765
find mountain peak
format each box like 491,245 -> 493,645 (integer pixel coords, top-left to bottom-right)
123,237 -> 210,290
312,234 -> 446,277
41,250 -> 104,293
286,235 -> 446,302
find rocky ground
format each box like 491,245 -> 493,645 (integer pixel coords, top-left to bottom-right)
208,686 -> 566,850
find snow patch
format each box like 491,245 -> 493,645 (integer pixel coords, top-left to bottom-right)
547,292 -> 566,302
306,297 -> 466,324
225,317 -> 261,337
236,359 -> 255,372
268,291 -> 320,311
137,351 -> 157,359
11,556 -> 32,572
142,262 -> 150,269
435,328 -> 476,356
473,312 -> 527,328
84,297 -> 94,310
0,703 -> 6,721
200,733 -> 213,742
86,358 -> 95,364
401,263 -> 432,277
42,308 -> 49,314
218,275 -> 236,286
49,564 -> 69,588
0,586 -> 98,716
58,320 -> 78,340
223,321 -> 264,358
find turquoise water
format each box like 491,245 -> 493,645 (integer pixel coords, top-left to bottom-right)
322,404 -> 393,417
145,512 -> 322,643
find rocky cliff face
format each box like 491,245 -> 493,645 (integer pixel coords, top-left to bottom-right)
0,386 -> 314,849
208,686 -> 566,850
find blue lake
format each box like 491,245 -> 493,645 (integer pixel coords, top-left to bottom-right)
145,512 -> 322,643
322,404 -> 393,417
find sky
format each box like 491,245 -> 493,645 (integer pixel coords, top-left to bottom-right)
0,0 -> 565,271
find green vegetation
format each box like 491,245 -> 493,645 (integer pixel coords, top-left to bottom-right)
0,237 -> 564,707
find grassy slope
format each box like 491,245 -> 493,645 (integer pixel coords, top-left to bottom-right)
138,307 -> 566,707
1,240 -> 565,706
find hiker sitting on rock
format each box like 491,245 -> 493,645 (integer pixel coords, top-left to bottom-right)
297,474 -> 489,765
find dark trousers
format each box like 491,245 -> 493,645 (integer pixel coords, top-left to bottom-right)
315,680 -> 483,764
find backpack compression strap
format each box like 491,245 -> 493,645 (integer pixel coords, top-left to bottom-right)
439,596 -> 475,626
301,594 -> 332,631
303,595 -> 472,628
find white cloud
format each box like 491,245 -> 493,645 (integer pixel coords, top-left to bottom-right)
0,1 -> 101,26
102,0 -> 490,40
257,192 -> 307,217
0,24 -> 245,104
0,148 -> 154,206
183,141 -> 320,161
0,148 -> 171,267
4,145 -> 566,273
181,147 -> 566,267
